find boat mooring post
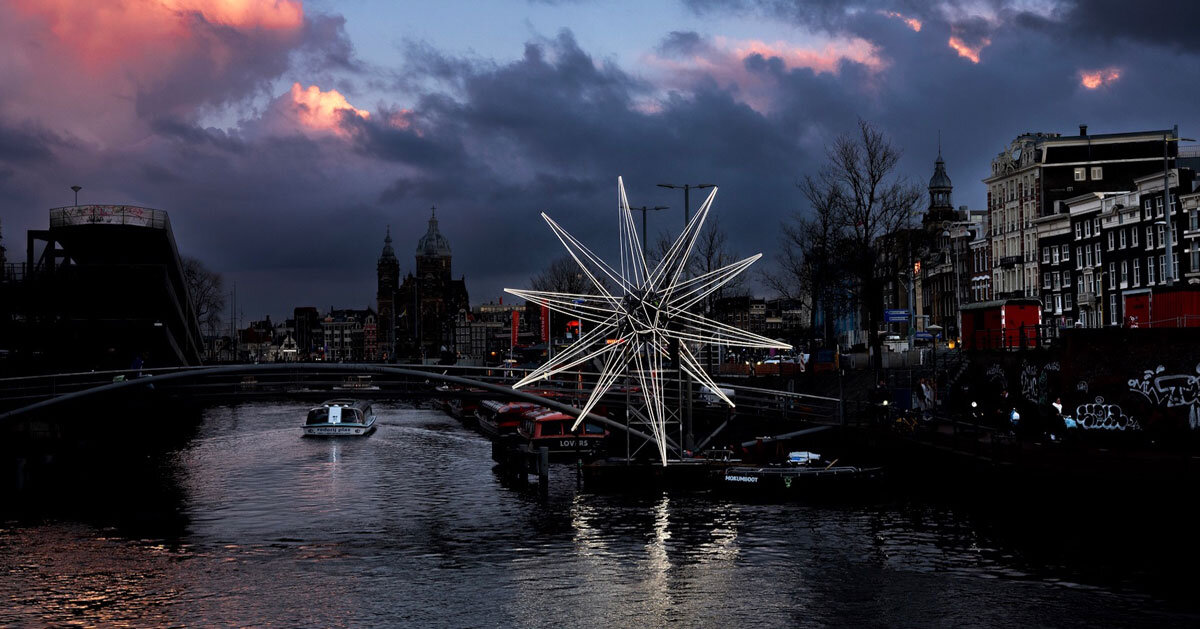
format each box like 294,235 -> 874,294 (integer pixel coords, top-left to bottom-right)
538,447 -> 550,494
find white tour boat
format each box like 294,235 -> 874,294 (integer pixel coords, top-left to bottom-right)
303,399 -> 377,436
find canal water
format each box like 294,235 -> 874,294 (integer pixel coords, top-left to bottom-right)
1,402 -> 1195,627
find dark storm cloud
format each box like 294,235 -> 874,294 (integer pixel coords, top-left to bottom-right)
0,120 -> 75,164
1028,1 -> 1200,54
657,31 -> 713,58
342,28 -> 821,309
10,0 -> 1200,321
132,13 -> 360,122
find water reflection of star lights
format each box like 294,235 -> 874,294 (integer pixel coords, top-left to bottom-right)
505,177 -> 791,464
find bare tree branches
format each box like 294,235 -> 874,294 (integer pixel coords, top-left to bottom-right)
182,257 -> 224,336
530,255 -> 606,295
772,119 -> 920,359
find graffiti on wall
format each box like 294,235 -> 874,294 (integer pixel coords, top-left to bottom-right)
1129,364 -> 1200,429
1073,398 -> 1141,431
985,364 -> 1007,388
1019,360 -> 1059,404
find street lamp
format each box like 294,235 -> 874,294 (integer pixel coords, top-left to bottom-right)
628,205 -> 669,256
657,183 -> 715,227
70,185 -> 81,206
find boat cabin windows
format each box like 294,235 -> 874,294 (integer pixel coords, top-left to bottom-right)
539,420 -> 567,436
584,423 -> 605,435
306,404 -> 368,425
305,408 -> 329,425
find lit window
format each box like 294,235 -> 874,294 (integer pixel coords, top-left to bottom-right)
1074,167 -> 1086,181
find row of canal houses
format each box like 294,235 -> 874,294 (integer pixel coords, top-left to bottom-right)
904,125 -> 1200,349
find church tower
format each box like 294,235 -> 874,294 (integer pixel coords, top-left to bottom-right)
924,139 -> 957,229
376,226 -> 399,359
398,206 -> 470,360
416,206 -> 452,283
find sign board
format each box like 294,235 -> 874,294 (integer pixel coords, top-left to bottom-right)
511,310 -> 520,346
914,331 -> 934,340
540,305 -> 550,342
884,309 -> 910,322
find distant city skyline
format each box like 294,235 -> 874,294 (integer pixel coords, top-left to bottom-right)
3,0 -> 1200,320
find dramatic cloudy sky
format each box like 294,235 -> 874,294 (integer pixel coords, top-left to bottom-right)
3,0 -> 1200,321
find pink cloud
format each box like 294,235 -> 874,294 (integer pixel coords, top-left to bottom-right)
948,35 -> 990,64
289,83 -> 369,132
730,37 -> 885,75
0,0 -> 310,148
8,0 -> 303,71
644,35 -> 885,112
1080,67 -> 1121,89
878,10 -> 922,32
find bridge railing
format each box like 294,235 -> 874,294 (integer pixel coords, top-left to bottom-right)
0,363 -> 843,424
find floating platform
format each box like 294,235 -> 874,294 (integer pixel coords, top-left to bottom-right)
581,457 -> 740,492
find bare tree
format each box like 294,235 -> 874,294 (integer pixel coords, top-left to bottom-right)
530,255 -> 602,294
182,257 -> 225,337
690,216 -> 746,305
781,119 -> 921,368
766,177 -> 849,349
530,255 -> 607,342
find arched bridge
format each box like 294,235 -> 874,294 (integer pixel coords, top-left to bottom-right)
0,363 -> 844,452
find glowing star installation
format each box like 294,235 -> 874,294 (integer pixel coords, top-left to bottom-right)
505,178 -> 791,464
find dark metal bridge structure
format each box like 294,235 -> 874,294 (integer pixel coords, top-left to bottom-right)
0,363 -> 843,456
